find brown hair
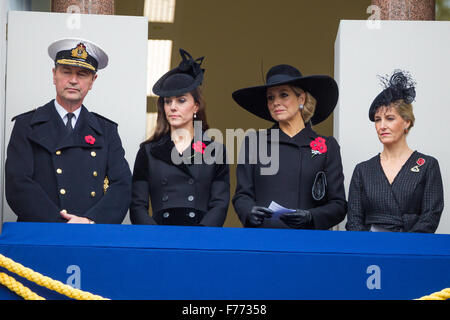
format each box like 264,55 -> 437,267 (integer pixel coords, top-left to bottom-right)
290,85 -> 317,124
146,87 -> 209,143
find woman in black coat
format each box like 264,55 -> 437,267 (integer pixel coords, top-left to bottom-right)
232,64 -> 347,229
345,70 -> 444,233
130,49 -> 229,226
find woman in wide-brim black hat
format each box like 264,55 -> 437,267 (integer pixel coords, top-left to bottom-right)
345,70 -> 443,233
130,49 -> 230,227
232,64 -> 347,229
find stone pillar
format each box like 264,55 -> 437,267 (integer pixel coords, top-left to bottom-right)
371,0 -> 435,20
51,0 -> 115,15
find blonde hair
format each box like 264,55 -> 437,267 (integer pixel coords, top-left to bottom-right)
391,99 -> 415,132
290,86 -> 317,124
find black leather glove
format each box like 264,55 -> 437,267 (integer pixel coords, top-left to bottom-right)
280,209 -> 312,229
247,206 -> 273,227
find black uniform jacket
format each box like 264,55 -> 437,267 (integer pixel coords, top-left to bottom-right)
233,124 -> 347,229
130,133 -> 230,226
5,100 -> 132,224
345,151 -> 444,233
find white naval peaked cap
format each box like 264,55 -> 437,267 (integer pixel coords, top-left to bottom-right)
48,38 -> 109,71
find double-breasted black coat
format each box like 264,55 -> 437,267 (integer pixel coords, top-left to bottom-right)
233,124 -> 347,229
5,100 -> 132,223
130,133 -> 230,226
345,151 -> 444,233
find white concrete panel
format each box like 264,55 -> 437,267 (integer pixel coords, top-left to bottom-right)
334,20 -> 450,234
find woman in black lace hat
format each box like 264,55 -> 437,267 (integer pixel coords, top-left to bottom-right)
130,49 -> 229,226
346,70 -> 444,233
232,64 -> 347,229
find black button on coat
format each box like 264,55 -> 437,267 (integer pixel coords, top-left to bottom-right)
5,100 -> 132,223
130,134 -> 230,226
233,125 -> 347,229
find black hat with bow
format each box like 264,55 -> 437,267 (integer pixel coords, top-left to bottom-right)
369,70 -> 416,121
232,64 -> 339,125
152,48 -> 205,97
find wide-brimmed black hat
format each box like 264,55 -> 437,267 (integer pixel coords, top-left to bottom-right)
369,70 -> 416,121
153,48 -> 205,97
232,64 -> 339,125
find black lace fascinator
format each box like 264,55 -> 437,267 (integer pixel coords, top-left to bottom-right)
369,70 -> 416,121
152,48 -> 205,97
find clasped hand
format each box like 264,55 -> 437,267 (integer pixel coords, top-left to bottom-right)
247,206 -> 273,226
60,210 -> 93,224
248,206 -> 312,229
280,209 -> 312,229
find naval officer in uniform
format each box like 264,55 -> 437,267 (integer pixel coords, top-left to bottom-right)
5,38 -> 131,224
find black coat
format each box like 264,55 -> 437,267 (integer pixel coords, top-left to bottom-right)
5,100 -> 132,224
233,125 -> 347,229
345,151 -> 444,233
130,134 -> 230,226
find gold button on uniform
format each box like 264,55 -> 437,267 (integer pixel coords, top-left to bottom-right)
91,151 -> 96,157
60,189 -> 66,195
56,150 -> 61,155
91,191 -> 96,197
93,171 -> 98,177
56,168 -> 63,174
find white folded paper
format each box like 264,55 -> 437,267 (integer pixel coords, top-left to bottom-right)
268,201 -> 296,218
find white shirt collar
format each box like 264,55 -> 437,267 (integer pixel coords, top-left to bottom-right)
54,99 -> 82,125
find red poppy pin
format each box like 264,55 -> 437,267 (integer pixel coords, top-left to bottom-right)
85,135 -> 95,145
310,137 -> 327,157
411,157 -> 425,172
192,141 -> 206,154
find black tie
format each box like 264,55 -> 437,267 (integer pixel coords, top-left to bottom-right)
66,113 -> 75,133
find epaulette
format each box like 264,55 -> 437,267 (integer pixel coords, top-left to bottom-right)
91,112 -> 118,126
11,109 -> 36,122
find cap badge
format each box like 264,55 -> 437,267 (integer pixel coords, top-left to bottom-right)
71,43 -> 88,60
